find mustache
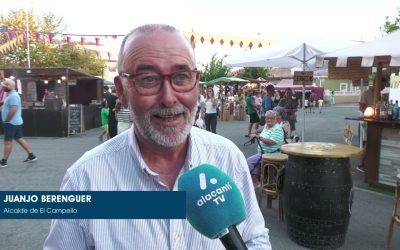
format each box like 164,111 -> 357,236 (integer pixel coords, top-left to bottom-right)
148,105 -> 188,116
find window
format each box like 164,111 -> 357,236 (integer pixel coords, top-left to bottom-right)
339,83 -> 348,92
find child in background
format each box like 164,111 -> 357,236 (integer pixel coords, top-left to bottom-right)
318,98 -> 324,113
99,101 -> 109,142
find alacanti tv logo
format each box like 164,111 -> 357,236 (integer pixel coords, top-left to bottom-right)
197,172 -> 232,207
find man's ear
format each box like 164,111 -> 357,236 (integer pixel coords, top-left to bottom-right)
114,76 -> 128,107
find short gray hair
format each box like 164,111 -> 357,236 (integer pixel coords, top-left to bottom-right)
117,24 -> 179,73
265,110 -> 277,118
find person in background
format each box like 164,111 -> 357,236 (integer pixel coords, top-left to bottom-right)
246,89 -> 260,137
42,88 -> 50,102
115,98 -> 132,134
194,111 -> 205,129
204,87 -> 218,133
318,98 -> 324,114
195,92 -> 205,127
44,24 -> 270,249
273,106 -> 291,143
260,85 -> 275,126
107,89 -> 118,138
98,101 -> 109,142
272,90 -> 281,106
278,88 -> 298,132
0,78 -> 37,168
246,110 -> 284,186
310,91 -> 317,114
329,90 -> 335,105
103,86 -> 111,103
357,77 -> 387,173
238,88 -> 246,120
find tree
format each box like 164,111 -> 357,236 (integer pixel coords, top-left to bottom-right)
200,54 -> 230,82
0,9 -> 105,76
239,67 -> 269,79
380,7 -> 400,35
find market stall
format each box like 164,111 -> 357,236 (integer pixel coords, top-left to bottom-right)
318,30 -> 400,191
205,76 -> 249,121
0,67 -> 103,137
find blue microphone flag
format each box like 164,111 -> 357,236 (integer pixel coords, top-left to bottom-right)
178,164 -> 246,239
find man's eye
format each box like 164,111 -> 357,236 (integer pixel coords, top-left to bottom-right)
141,76 -> 157,82
173,73 -> 190,81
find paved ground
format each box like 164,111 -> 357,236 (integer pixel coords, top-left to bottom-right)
0,103 -> 399,249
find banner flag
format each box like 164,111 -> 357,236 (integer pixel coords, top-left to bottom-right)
0,191 -> 186,219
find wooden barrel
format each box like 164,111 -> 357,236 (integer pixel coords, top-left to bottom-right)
280,142 -> 362,249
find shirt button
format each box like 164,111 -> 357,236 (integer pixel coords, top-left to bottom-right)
174,234 -> 180,241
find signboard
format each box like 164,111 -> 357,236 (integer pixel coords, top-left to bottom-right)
293,71 -> 314,85
389,75 -> 400,103
68,104 -> 82,135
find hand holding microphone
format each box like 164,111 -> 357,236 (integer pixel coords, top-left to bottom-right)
178,164 -> 248,250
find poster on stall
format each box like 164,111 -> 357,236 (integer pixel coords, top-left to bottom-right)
389,75 -> 400,103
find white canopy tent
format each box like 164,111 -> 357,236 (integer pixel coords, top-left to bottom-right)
223,37 -> 360,142
316,30 -> 400,110
316,30 -> 400,68
317,30 -> 400,147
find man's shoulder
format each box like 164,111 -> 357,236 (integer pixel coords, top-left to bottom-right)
72,133 -> 129,170
191,127 -> 238,150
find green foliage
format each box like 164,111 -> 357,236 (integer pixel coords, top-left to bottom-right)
0,9 -> 104,76
380,8 -> 400,35
240,67 -> 269,79
200,54 -> 230,82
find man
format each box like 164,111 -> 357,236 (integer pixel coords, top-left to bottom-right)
107,89 -> 118,138
278,88 -> 298,132
44,24 -> 270,249
0,78 -> 37,168
246,110 -> 284,186
260,85 -> 275,126
357,77 -> 387,172
245,90 -> 260,137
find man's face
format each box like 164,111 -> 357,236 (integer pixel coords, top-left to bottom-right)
116,30 -> 198,148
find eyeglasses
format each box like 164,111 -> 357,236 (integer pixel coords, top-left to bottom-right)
119,70 -> 200,96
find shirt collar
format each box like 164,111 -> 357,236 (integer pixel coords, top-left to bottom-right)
128,126 -> 193,176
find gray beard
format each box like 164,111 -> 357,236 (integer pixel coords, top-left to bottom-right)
130,103 -> 196,148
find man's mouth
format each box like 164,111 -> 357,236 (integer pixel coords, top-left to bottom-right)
153,114 -> 181,122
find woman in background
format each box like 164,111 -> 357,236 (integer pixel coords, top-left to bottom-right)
329,90 -> 335,105
204,87 -> 218,133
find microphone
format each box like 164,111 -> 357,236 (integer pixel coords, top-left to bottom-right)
178,164 -> 248,250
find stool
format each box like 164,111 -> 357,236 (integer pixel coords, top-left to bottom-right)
258,152 -> 288,221
386,174 -> 400,249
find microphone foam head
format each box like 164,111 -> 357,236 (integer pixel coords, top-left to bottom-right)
178,164 -> 246,239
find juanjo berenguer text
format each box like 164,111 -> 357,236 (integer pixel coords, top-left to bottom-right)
3,195 -> 92,203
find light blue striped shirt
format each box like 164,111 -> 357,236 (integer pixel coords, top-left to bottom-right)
258,124 -> 284,154
44,127 -> 270,250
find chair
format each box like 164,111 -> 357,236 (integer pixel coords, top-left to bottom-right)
258,152 -> 288,221
386,174 -> 400,249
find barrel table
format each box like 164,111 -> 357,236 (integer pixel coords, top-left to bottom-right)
280,142 -> 362,249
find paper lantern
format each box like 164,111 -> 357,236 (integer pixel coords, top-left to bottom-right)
364,107 -> 374,118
